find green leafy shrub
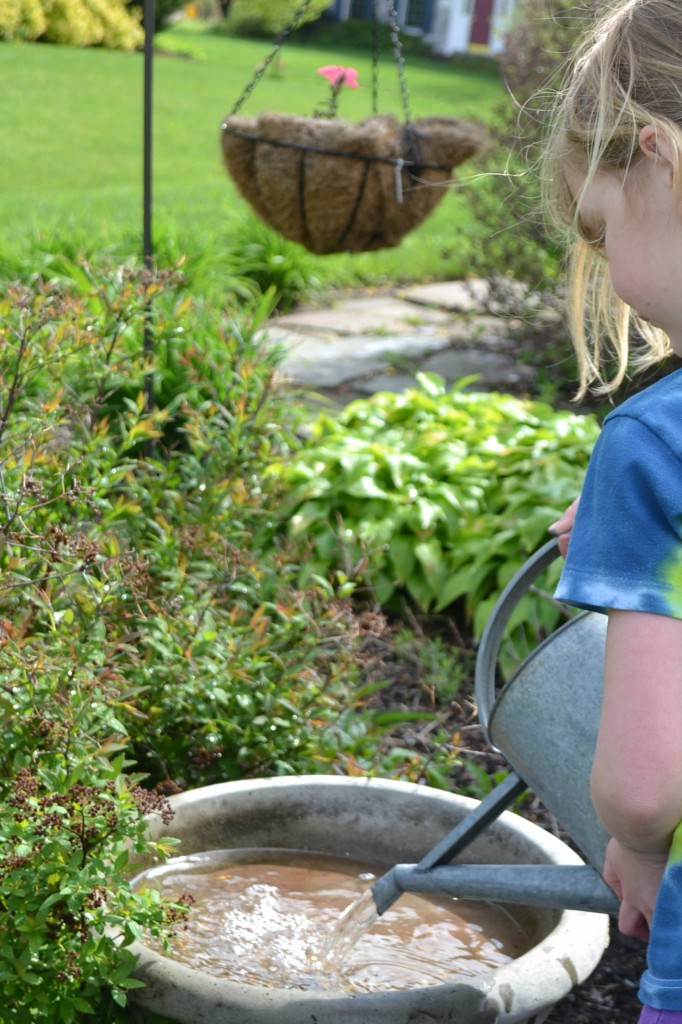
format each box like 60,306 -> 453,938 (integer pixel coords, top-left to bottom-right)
228,0 -> 328,36
464,0 -> 598,287
0,0 -> 143,48
0,698 -> 189,1023
269,373 -> 600,637
0,264 -> 381,794
0,270 -> 293,1016
0,285 -> 193,1022
41,0 -> 103,45
0,0 -> 46,40
82,0 -> 143,49
225,219 -> 321,313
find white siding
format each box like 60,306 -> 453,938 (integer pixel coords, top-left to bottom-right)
430,0 -> 475,55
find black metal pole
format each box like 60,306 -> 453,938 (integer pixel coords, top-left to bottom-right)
143,0 -> 155,420
143,0 -> 153,272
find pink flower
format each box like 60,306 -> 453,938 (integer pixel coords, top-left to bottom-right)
317,65 -> 359,89
315,64 -> 360,118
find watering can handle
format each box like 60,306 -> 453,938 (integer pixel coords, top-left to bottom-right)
474,538 -> 561,737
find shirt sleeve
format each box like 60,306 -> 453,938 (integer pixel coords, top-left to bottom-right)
555,413 -> 682,619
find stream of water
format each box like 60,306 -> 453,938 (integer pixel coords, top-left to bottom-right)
319,887 -> 379,967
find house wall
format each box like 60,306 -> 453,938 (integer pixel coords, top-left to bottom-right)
488,0 -> 517,52
428,0 -> 517,55
328,0 -> 519,55
328,0 -> 393,19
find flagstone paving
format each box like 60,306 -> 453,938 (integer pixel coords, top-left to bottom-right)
266,279 -> 536,403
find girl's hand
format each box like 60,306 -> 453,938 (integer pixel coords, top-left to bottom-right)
602,837 -> 667,941
549,496 -> 580,557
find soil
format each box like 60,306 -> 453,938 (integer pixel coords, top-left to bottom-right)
545,930 -> 644,1024
348,609 -> 647,1024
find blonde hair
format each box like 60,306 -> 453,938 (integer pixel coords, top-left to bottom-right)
543,0 -> 682,396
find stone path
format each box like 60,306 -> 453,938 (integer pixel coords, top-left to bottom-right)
265,279 -> 537,405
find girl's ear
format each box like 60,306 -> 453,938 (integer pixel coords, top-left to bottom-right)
639,124 -> 675,165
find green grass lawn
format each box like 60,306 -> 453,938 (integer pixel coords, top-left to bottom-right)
0,21 -> 503,288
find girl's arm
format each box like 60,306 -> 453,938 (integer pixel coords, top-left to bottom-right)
592,609 -> 682,849
591,609 -> 682,935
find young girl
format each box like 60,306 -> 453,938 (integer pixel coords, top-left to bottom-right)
542,2 -> 682,1021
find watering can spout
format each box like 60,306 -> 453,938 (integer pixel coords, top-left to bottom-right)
370,768 -> 619,918
371,772 -> 529,915
373,863 -> 619,916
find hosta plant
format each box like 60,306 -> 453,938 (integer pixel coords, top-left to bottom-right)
269,374 -> 600,642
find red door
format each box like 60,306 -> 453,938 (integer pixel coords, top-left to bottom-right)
470,0 -> 495,46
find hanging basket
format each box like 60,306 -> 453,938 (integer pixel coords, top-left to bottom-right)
221,111 -> 487,255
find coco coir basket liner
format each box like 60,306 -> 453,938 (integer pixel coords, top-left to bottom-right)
221,111 -> 487,255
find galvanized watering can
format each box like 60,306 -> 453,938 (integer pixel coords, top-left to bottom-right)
372,539 -> 620,917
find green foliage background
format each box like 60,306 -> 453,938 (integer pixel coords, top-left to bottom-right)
230,0 -> 329,34
464,0 -> 600,285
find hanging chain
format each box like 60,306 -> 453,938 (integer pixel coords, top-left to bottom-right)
225,0 -> 412,126
227,0 -> 313,118
386,0 -> 412,125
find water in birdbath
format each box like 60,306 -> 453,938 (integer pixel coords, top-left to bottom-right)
134,847 -> 524,991
135,848 -> 527,992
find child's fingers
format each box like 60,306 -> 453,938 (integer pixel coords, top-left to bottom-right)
618,901 -> 650,942
548,496 -> 581,536
549,496 -> 581,556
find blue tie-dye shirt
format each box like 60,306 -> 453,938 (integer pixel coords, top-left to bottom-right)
555,367 -> 682,1011
556,368 -> 682,618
